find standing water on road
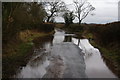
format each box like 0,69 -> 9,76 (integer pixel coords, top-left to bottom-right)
15,29 -> 117,78
72,38 -> 117,78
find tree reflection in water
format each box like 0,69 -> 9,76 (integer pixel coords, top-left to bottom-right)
64,36 -> 72,42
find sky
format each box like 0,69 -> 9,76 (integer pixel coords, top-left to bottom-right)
0,0 -> 119,24
55,0 -> 119,24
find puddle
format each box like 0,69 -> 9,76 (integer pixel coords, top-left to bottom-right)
14,29 -> 118,78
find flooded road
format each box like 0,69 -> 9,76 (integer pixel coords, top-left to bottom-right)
15,29 -> 117,78
72,39 -> 117,78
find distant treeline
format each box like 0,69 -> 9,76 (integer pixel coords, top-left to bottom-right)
86,22 -> 120,47
2,2 -> 54,44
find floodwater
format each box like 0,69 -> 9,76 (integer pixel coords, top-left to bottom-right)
14,29 -> 117,78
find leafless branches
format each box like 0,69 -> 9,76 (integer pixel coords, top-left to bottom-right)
73,0 -> 95,24
45,0 -> 67,22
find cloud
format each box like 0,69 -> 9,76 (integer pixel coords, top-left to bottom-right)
57,0 -> 118,23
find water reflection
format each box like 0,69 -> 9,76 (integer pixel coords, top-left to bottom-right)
53,29 -> 117,78
15,36 -> 53,78
102,55 -> 120,78
72,38 -> 117,78
64,36 -> 72,42
78,39 -> 80,46
16,56 -> 50,78
53,29 -> 65,44
15,29 -> 118,78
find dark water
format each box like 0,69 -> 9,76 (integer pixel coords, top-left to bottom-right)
15,29 -> 117,78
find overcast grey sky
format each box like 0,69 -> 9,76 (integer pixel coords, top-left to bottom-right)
0,0 -> 119,24
55,0 -> 119,24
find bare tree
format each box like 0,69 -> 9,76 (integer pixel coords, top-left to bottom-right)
73,0 -> 95,24
44,0 -> 66,22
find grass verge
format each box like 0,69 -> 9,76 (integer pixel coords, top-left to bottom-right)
2,30 -> 54,78
88,37 -> 120,78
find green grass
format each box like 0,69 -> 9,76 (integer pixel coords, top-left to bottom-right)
89,38 -> 120,77
18,42 -> 33,56
85,33 -> 93,39
3,42 -> 33,78
27,33 -> 52,42
2,30 -> 55,78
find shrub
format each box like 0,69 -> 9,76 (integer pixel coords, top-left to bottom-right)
36,23 -> 55,32
67,24 -> 84,32
87,22 -> 120,46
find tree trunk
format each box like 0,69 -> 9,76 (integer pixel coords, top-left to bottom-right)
47,17 -> 50,22
79,19 -> 81,25
47,12 -> 54,22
